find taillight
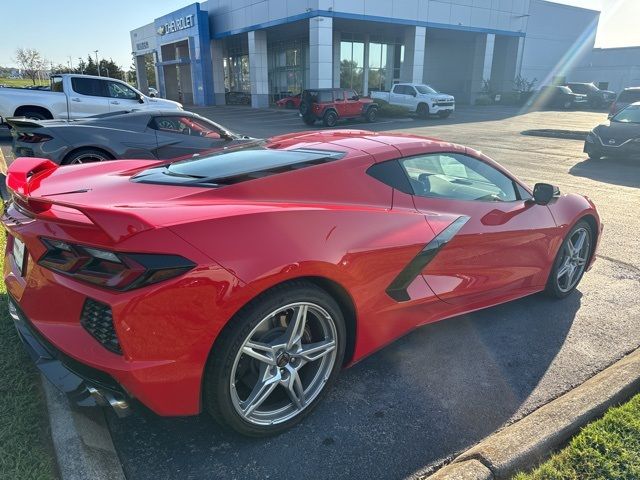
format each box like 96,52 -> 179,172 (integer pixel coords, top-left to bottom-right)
38,238 -> 196,291
17,132 -> 53,143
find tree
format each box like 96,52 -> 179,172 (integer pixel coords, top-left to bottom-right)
128,54 -> 156,88
14,48 -> 48,85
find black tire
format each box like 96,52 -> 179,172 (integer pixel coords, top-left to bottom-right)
545,220 -> 593,299
323,110 -> 338,127
438,110 -> 451,119
299,102 -> 310,116
21,110 -> 49,120
63,148 -> 112,165
203,280 -> 346,437
587,152 -> 602,160
416,103 -> 429,119
365,107 -> 378,123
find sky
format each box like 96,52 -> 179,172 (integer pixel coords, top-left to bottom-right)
0,0 -> 638,69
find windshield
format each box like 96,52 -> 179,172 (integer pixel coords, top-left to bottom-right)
415,85 -> 438,94
612,105 -> 640,124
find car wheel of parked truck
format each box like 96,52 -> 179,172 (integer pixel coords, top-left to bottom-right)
416,103 -> 429,119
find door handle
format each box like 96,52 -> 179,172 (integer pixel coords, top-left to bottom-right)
110,101 -> 120,105
71,98 -> 81,102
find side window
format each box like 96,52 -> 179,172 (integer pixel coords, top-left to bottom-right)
400,153 -> 518,202
107,81 -> 139,100
51,77 -> 63,93
406,86 -> 416,97
71,78 -> 106,97
396,85 -> 408,95
346,89 -> 359,100
334,89 -> 344,101
150,116 -> 223,139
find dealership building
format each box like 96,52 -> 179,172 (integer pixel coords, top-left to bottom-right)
130,0 -> 604,108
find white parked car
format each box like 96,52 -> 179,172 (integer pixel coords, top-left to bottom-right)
372,83 -> 455,119
0,74 -> 182,123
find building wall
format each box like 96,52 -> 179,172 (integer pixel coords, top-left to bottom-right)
202,0 -> 530,38
571,47 -> 640,93
519,0 -> 598,87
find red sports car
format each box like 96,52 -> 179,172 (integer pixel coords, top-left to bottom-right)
2,130 -> 601,436
275,93 -> 301,109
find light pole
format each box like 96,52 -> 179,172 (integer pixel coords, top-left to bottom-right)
94,50 -> 101,76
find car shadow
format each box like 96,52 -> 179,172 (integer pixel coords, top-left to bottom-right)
106,291 -> 580,480
569,157 -> 640,188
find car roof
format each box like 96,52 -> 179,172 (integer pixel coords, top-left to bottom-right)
267,129 -> 465,160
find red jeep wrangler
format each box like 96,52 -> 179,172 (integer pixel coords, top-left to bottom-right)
299,88 -> 378,127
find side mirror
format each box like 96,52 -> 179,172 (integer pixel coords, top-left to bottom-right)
532,183 -> 560,205
138,93 -> 145,104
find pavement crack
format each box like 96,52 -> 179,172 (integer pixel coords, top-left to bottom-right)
596,254 -> 640,275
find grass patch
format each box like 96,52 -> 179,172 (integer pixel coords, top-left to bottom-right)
0,77 -> 49,88
514,394 -> 640,480
0,234 -> 58,480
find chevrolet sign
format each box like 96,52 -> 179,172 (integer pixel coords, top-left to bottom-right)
157,14 -> 195,36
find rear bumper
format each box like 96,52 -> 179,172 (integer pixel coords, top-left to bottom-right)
8,295 -> 131,416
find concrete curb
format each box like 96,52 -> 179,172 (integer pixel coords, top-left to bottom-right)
423,348 -> 640,480
521,129 -> 589,141
42,376 -> 126,480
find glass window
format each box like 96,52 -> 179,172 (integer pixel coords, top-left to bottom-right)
400,153 -> 518,202
107,81 -> 139,100
340,37 -> 364,93
612,105 -> 640,124
150,116 -> 224,139
618,90 -> 640,103
71,77 -> 106,97
345,89 -> 359,100
51,76 -> 63,93
415,85 -> 438,95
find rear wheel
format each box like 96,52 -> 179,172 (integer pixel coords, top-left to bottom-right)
545,220 -> 593,298
323,110 -> 338,127
21,110 -> 49,120
63,148 -> 112,165
365,107 -> 378,123
204,281 -> 346,437
416,103 -> 429,119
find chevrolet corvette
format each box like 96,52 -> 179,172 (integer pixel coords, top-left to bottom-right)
1,130 -> 601,436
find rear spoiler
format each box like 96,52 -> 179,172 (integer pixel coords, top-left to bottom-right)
5,117 -> 46,129
2,157 -> 154,242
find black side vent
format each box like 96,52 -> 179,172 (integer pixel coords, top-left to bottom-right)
80,299 -> 121,354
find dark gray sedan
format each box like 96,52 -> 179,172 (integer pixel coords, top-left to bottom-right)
584,102 -> 640,160
7,110 -> 258,164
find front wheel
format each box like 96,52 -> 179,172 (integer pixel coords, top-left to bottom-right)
545,220 -> 593,298
416,103 -> 429,119
204,281 -> 346,437
438,110 -> 451,119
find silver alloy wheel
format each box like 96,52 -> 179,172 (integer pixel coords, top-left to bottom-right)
230,302 -> 338,426
556,227 -> 590,293
69,152 -> 108,164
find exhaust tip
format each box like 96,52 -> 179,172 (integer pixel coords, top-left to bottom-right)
88,386 -> 131,418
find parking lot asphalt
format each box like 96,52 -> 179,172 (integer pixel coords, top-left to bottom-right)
2,107 -> 639,480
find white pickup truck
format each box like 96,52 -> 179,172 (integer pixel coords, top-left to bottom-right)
0,74 -> 182,124
371,83 -> 455,119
